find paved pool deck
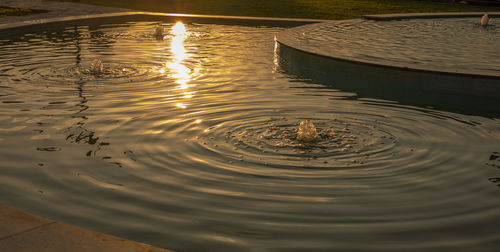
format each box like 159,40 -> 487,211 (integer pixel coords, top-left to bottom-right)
0,2 -> 172,251
0,203 -> 171,251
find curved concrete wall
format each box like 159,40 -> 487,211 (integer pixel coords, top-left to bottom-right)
276,13 -> 500,116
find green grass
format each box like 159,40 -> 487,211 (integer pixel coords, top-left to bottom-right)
293,0 -> 500,19
55,0 -> 500,19
0,6 -> 38,17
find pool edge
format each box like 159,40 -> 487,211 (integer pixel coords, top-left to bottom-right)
364,12 -> 500,20
0,11 -> 329,31
0,203 -> 171,251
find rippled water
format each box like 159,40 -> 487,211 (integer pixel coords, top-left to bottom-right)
278,18 -> 500,76
0,20 -> 499,251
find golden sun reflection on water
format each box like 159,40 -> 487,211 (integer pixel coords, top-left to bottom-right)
171,22 -> 187,37
171,35 -> 187,61
166,21 -> 198,99
176,102 -> 187,109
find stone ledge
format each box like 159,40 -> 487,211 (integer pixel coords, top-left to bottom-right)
0,203 -> 171,252
364,11 -> 500,20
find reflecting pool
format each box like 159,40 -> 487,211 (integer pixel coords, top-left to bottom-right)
0,19 -> 499,250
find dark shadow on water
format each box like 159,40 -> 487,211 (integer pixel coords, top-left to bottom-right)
277,43 -> 500,118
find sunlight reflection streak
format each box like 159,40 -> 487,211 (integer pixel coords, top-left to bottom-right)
164,21 -> 198,105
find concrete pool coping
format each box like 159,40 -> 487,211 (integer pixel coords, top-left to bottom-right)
0,203 -> 171,251
364,11 -> 500,20
0,11 -> 328,31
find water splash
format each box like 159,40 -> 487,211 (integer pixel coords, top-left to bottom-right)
258,119 -> 357,150
481,14 -> 490,26
90,59 -> 103,75
296,120 -> 319,143
154,24 -> 164,39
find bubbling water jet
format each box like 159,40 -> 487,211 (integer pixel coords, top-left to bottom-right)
296,120 -> 319,144
481,13 -> 490,26
154,24 -> 164,39
90,59 -> 103,75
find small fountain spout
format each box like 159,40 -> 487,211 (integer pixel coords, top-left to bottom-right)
481,13 -> 490,26
154,24 -> 164,39
90,59 -> 103,75
297,120 -> 319,143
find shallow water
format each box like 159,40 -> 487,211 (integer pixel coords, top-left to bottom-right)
278,18 -> 500,76
0,21 -> 499,251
